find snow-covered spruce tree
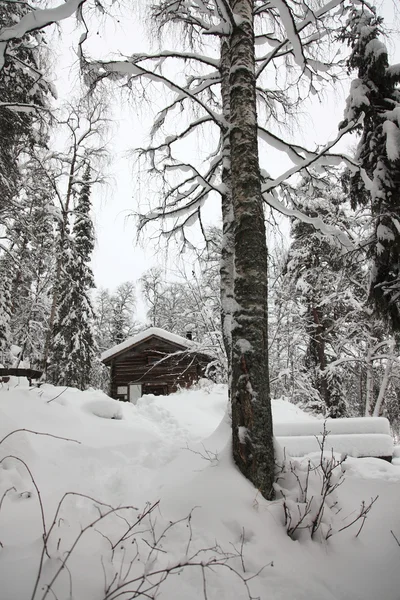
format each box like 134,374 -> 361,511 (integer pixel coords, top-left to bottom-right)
340,6 -> 400,331
4,157 -> 56,368
50,164 -> 96,389
283,182 -> 351,417
277,171 -> 400,419
41,98 -> 108,371
266,242 -> 320,408
0,0 -> 51,218
0,0 -> 53,367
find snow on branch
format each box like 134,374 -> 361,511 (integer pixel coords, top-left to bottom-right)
268,0 -> 306,69
138,158 -> 221,227
129,50 -> 220,69
152,0 -> 232,36
142,116 -> 215,161
213,0 -> 237,32
258,127 -> 318,165
84,59 -> 224,126
262,119 -> 359,193
0,102 -> 51,114
0,0 -> 87,69
255,0 -> 345,81
265,193 -> 354,250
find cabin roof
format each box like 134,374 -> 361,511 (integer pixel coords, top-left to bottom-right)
101,327 -> 195,363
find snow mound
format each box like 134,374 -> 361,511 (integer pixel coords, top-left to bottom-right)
83,398 -> 123,420
342,456 -> 400,482
272,398 -> 317,422
277,433 -> 393,459
274,416 -> 391,436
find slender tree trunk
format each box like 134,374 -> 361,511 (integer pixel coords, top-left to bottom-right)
220,37 -> 234,373
373,340 -> 395,416
42,257 -> 61,371
229,0 -> 274,500
365,346 -> 373,416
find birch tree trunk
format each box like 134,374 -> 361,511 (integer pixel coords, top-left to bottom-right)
229,0 -> 274,500
373,340 -> 395,417
365,346 -> 373,417
220,37 -> 234,373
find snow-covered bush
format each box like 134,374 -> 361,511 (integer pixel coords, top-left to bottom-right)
274,425 -> 378,542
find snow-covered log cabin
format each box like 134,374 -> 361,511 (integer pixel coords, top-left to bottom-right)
101,327 -> 214,402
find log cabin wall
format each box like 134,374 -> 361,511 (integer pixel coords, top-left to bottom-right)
105,336 -> 209,400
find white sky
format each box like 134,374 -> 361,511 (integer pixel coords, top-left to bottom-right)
49,0 -> 400,316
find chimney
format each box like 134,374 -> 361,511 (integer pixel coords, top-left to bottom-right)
186,331 -> 193,341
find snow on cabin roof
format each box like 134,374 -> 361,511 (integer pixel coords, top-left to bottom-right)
101,327 -> 195,362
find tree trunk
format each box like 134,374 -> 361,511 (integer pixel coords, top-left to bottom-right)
42,236 -> 64,372
229,0 -> 274,500
310,305 -> 328,403
220,37 -> 234,372
365,346 -> 373,416
373,340 -> 395,417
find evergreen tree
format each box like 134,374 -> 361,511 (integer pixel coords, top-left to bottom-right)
283,178 -> 363,417
6,158 -> 56,367
0,0 -> 51,217
50,164 -> 96,389
41,98 -> 108,371
341,6 -> 400,331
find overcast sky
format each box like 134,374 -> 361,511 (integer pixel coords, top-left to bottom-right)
50,0 -> 400,315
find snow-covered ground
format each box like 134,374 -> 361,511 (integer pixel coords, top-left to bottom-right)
1,378 -> 400,600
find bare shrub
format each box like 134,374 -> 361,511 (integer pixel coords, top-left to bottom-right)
274,423 -> 378,541
0,429 -> 271,600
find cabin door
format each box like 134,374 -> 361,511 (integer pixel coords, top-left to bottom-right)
129,384 -> 142,404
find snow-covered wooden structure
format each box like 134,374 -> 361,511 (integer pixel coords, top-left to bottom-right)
275,417 -> 394,461
0,368 -> 43,386
101,327 -> 213,402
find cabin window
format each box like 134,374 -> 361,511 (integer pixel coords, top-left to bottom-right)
143,384 -> 168,396
116,386 -> 128,401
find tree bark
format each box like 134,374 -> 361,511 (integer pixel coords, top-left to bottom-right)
220,37 -> 234,372
229,0 -> 274,500
373,340 -> 395,417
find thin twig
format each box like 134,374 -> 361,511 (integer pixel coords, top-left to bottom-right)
0,429 -> 81,446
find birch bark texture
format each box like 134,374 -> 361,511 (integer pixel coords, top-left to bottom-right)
220,37 -> 234,372
229,0 -> 274,500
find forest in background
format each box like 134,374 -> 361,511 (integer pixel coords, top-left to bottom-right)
1,0 -> 400,443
